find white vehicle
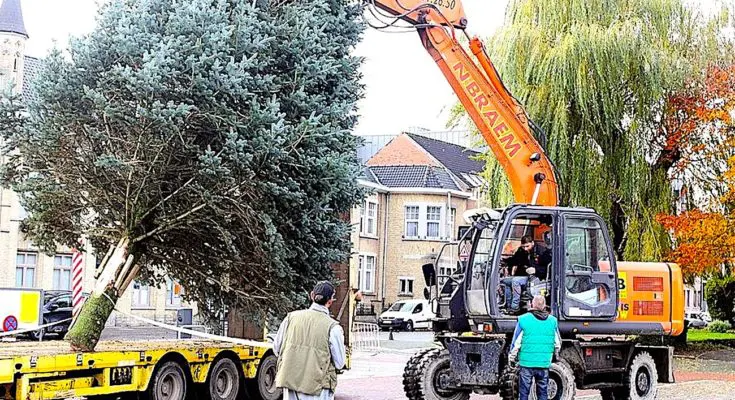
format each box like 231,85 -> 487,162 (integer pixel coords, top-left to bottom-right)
378,299 -> 434,331
701,311 -> 713,323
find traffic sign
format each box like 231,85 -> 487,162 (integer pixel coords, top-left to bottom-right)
3,315 -> 18,332
459,241 -> 471,261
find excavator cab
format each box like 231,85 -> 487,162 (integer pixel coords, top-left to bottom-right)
425,205 -> 620,335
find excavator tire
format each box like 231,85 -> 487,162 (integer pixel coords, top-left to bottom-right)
530,361 -> 576,400
402,348 -> 470,400
600,352 -> 658,400
498,363 -> 519,400
499,361 -> 576,400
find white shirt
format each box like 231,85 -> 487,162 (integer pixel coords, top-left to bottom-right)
273,303 -> 346,400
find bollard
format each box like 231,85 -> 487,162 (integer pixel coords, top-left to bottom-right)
388,328 -> 394,341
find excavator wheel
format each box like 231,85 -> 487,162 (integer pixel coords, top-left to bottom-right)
402,348 -> 470,400
498,363 -> 519,400
601,352 -> 658,400
530,361 -> 576,400
499,361 -> 576,400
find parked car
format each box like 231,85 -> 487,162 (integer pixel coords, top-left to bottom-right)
377,299 -> 434,331
29,290 -> 89,340
701,311 -> 713,323
685,312 -> 708,329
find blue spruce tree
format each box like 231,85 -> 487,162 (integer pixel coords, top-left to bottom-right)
0,0 -> 365,351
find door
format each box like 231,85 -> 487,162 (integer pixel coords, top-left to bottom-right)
561,216 -> 618,320
412,302 -> 428,328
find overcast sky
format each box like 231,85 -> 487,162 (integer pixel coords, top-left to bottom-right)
16,0 -> 728,136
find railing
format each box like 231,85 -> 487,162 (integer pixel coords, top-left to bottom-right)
351,322 -> 381,353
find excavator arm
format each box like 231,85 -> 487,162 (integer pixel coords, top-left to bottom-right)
366,0 -> 559,206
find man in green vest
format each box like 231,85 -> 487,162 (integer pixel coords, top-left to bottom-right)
508,294 -> 561,400
274,281 -> 346,400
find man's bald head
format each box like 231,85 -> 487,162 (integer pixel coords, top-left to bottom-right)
531,295 -> 546,311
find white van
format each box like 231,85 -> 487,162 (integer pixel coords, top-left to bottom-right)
378,299 -> 434,331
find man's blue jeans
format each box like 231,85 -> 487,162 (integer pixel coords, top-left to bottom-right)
519,367 -> 548,400
502,276 -> 528,310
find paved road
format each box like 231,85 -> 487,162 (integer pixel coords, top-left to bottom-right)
19,327 -> 735,399
338,351 -> 735,400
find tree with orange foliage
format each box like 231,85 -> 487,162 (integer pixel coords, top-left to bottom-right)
657,64 -> 735,201
656,64 -> 735,322
657,63 -> 735,277
658,155 -> 735,322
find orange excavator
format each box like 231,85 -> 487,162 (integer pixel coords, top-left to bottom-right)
365,1 -> 685,399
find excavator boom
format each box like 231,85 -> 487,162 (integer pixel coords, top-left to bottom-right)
367,0 -> 559,206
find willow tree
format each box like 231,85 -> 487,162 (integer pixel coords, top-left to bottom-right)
0,0 -> 364,351
454,0 -> 731,260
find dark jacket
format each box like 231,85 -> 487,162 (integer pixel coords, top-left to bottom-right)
505,243 -> 552,280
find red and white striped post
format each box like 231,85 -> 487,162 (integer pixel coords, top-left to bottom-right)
72,244 -> 85,319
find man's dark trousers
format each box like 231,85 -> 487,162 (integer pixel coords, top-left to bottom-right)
519,367 -> 548,400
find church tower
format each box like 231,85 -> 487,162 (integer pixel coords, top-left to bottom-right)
0,0 -> 27,94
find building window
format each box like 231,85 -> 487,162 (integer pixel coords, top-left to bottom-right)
359,205 -> 364,232
15,252 -> 37,288
405,206 -> 420,238
439,264 -> 457,286
53,254 -> 73,290
166,278 -> 184,307
399,277 -> 414,296
357,254 -> 376,293
366,201 -> 378,235
360,200 -> 378,236
426,206 -> 442,238
132,281 -> 151,308
447,208 -> 456,241
404,204 -> 454,240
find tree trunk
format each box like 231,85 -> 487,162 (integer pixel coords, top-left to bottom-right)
610,199 -> 627,261
65,237 -> 139,352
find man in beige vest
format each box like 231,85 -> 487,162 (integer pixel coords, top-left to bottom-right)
274,281 -> 346,400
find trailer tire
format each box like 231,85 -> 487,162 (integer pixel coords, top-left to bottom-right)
147,361 -> 187,400
402,348 -> 469,400
207,358 -> 239,400
245,353 -> 281,400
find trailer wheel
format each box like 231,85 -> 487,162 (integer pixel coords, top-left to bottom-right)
403,348 -> 469,400
245,353 -> 281,400
620,352 -> 658,400
207,358 -> 239,400
148,361 -> 187,400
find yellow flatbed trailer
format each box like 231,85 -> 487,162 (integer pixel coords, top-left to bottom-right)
0,339 -> 279,400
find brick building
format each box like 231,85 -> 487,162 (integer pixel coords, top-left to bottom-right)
0,0 -> 191,326
351,132 -> 485,314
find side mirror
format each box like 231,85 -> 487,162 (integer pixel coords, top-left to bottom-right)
422,263 -> 436,287
423,287 -> 430,300
48,304 -> 59,311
